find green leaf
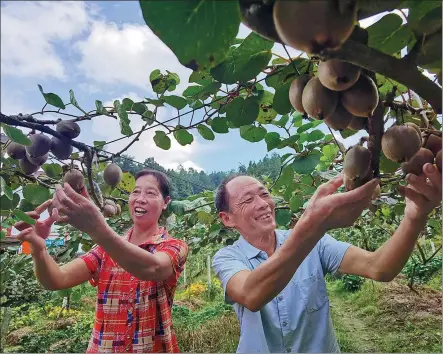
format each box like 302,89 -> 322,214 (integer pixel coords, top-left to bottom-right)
275,209 -> 291,226
69,89 -> 88,116
93,141 -> 107,149
197,124 -> 215,140
163,95 -> 187,110
226,97 -> 259,128
273,82 -> 292,115
273,165 -> 294,190
340,129 -> 359,139
322,144 -> 338,160
278,135 -> 299,149
183,85 -> 203,98
153,131 -> 171,150
380,153 -> 401,173
13,209 -> 35,225
145,97 -> 165,107
3,125 -> 31,146
297,122 -> 314,133
141,110 -> 154,125
118,172 -> 136,193
114,100 -> 133,136
37,84 -> 65,109
408,1 -> 442,35
150,69 -> 163,94
140,1 -> 240,70
265,132 -> 281,151
376,74 -> 408,101
0,177 -> 13,200
23,184 -> 50,205
307,129 -> 325,142
273,114 -> 289,128
292,112 -> 303,127
122,98 -> 134,111
132,102 -> 149,115
289,195 -> 303,212
292,152 -> 321,175
256,90 -> 278,124
210,32 -> 273,84
95,100 -> 109,115
265,59 -> 310,89
211,117 -> 229,133
173,126 -> 194,146
197,211 -> 214,224
41,163 -> 63,178
239,125 -> 267,142
189,70 -> 213,86
0,193 -> 20,212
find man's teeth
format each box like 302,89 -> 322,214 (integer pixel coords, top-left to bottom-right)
256,213 -> 271,220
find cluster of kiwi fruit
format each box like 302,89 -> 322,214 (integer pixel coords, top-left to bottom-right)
382,123 -> 442,175
103,199 -> 122,217
6,121 -> 80,175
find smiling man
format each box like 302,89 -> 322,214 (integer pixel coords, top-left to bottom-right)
12,169 -> 188,353
212,166 -> 441,353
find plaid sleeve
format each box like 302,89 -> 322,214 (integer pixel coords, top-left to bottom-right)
156,239 -> 188,289
79,245 -> 104,287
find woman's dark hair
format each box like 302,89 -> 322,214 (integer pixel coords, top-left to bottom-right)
134,169 -> 171,200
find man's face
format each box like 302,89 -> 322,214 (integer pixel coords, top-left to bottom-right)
128,175 -> 169,228
220,176 -> 276,235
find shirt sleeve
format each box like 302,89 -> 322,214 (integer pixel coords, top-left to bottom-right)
212,247 -> 250,305
317,233 -> 352,277
156,239 -> 188,291
79,245 -> 105,287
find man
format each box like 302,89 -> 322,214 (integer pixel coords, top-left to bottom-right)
12,169 -> 188,353
212,164 -> 441,353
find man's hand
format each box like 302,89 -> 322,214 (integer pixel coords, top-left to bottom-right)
399,163 -> 442,222
302,174 -> 379,231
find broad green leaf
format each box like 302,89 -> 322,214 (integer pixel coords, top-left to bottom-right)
0,193 -> 20,212
307,129 -> 325,142
211,32 -> 273,84
380,153 -> 401,173
188,99 -> 204,109
42,163 -> 63,178
298,133 -> 309,144
140,1 -> 240,70
3,125 -> 31,145
297,122 -> 314,133
122,98 -> 134,111
173,126 -> 194,146
376,74 -> 408,100
226,97 -> 259,128
37,84 -> 65,109
273,165 -> 294,190
150,69 -> 164,94
118,172 -> 136,193
132,102 -> 149,115
183,85 -> 203,98
292,112 -> 303,127
273,82 -> 292,115
273,114 -> 289,128
0,177 -> 13,200
240,125 -> 267,142
197,124 -> 215,140
197,210 -> 214,224
141,110 -> 154,125
23,184 -> 50,205
166,71 -> 180,92
200,82 -> 222,100
189,70 -> 213,86
289,195 -> 303,212
265,132 -> 281,151
322,144 -> 338,160
275,209 -> 291,226
163,95 -> 187,110
292,152 -> 321,175
211,117 -> 229,133
340,129 -> 359,139
93,141 -> 106,149
278,134 -> 299,149
114,100 -> 133,136
281,153 -> 293,164
145,97 -> 165,107
95,100 -> 109,115
153,131 -> 171,150
265,59 -> 310,89
13,209 -> 35,225
256,91 -> 278,124
408,1 -> 442,35
69,89 -> 88,116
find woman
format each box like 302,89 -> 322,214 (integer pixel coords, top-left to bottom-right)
12,169 -> 188,353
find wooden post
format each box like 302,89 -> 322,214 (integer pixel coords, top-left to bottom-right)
207,254 -> 211,287
183,264 -> 187,285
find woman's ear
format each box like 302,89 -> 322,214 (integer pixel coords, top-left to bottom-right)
163,196 -> 171,210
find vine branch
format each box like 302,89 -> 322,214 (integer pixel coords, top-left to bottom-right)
84,150 -> 102,209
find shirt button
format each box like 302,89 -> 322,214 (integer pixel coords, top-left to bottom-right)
277,295 -> 283,301
130,276 -> 134,280
282,321 -> 288,327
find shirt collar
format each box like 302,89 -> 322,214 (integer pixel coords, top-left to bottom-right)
238,230 -> 284,260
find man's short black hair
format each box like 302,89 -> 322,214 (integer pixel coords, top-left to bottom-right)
134,169 -> 171,200
215,173 -> 247,213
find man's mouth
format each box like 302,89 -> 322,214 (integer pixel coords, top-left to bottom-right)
134,207 -> 147,216
255,212 -> 272,221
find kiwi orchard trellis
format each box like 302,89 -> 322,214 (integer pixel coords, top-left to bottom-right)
0,0 -> 442,315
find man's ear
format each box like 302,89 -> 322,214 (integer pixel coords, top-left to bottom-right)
219,211 -> 235,228
163,196 -> 171,210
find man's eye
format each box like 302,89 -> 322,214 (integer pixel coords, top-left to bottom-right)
244,197 -> 253,203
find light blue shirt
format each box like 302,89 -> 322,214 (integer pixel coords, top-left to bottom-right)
212,229 -> 351,353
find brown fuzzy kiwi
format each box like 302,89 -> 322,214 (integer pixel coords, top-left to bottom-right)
404,122 -> 422,144
318,59 -> 361,91
301,77 -> 338,120
26,133 -> 51,158
341,74 -> 379,117
344,169 -> 374,191
343,145 -> 372,180
103,163 -> 123,187
347,116 -> 367,131
116,204 -> 122,215
436,150 -> 442,172
401,148 -> 435,176
6,142 -> 26,160
372,184 -> 381,200
324,102 -> 354,130
104,199 -> 117,209
382,125 -> 421,163
27,152 -> 49,166
103,204 -> 117,217
50,137 -> 73,160
63,169 -> 85,193
56,121 -> 81,139
424,134 -> 442,157
19,155 -> 40,175
289,74 -> 312,113
273,0 -> 357,53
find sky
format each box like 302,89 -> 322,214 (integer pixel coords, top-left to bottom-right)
1,1 -> 404,174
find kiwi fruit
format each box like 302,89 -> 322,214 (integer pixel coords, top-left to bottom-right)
436,150 -> 442,172
104,199 -> 117,209
372,184 -> 381,200
116,204 -> 122,215
401,148 -> 435,176
341,74 -> 379,117
344,169 -> 374,191
318,59 -> 361,91
19,155 -> 40,175
289,74 -> 312,113
63,169 -> 85,193
103,204 -> 117,217
324,102 -> 353,131
103,163 -> 123,187
26,133 -> 51,158
343,145 -> 372,180
404,122 -> 422,144
347,116 -> 367,131
50,137 -> 73,160
6,142 -> 26,160
56,121 -> 81,139
301,77 -> 338,120
424,134 -> 442,157
382,125 -> 421,163
273,0 -> 357,53
27,152 -> 49,166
